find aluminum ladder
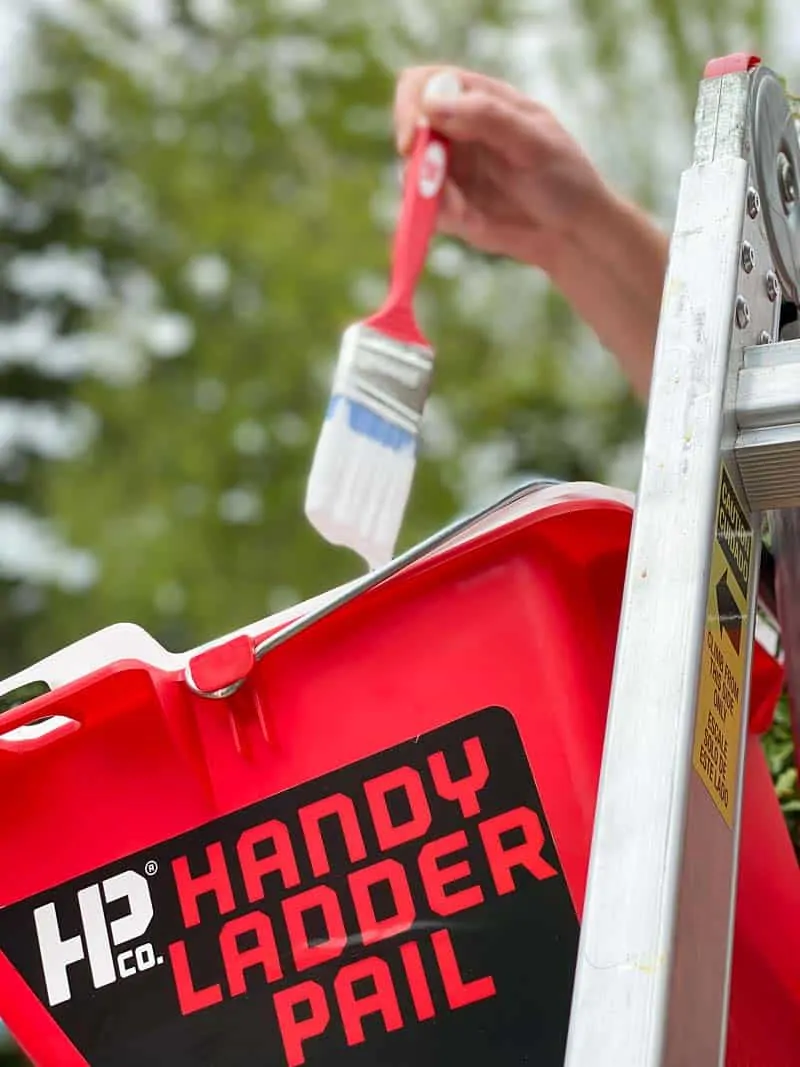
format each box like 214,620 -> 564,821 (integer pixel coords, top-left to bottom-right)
564,52 -> 800,1067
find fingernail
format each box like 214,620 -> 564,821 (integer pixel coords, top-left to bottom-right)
423,69 -> 462,103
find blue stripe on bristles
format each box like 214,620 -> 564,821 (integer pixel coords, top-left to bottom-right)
326,394 -> 416,454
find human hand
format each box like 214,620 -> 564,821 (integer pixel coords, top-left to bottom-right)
393,65 -> 610,274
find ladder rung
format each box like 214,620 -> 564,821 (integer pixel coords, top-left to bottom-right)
735,341 -> 800,508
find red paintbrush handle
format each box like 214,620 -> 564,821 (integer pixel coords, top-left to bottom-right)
366,124 -> 450,348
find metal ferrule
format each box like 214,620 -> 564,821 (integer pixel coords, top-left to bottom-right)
332,324 -> 435,433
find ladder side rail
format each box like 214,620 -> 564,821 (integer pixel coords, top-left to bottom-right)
564,63 -> 777,1067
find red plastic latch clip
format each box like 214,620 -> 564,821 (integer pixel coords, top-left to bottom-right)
187,634 -> 255,695
703,53 -> 761,79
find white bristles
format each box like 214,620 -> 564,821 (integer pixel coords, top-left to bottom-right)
305,400 -> 417,571
304,321 -> 434,570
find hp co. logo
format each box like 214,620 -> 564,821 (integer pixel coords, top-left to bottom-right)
34,867 -> 163,1006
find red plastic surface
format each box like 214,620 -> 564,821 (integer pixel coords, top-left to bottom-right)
365,124 -> 450,348
750,640 -> 784,734
188,634 -> 254,693
704,53 -> 761,79
0,491 -> 796,1066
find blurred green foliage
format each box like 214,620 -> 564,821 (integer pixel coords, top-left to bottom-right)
0,0 -> 797,1062
10,0 -> 643,659
763,696 -> 800,851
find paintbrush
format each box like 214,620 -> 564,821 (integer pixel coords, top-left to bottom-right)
305,70 -> 462,569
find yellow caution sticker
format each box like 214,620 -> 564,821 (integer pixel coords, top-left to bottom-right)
692,464 -> 753,828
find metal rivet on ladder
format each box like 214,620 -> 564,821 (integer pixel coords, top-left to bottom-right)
741,241 -> 756,273
766,271 -> 781,302
757,330 -> 771,345
735,295 -> 751,329
747,186 -> 761,218
777,151 -> 798,211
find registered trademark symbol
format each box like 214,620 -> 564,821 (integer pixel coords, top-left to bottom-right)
144,860 -> 158,877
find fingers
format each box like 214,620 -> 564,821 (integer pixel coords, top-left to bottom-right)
436,180 -> 519,259
424,89 -> 536,163
394,65 -> 532,155
435,181 -> 467,237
